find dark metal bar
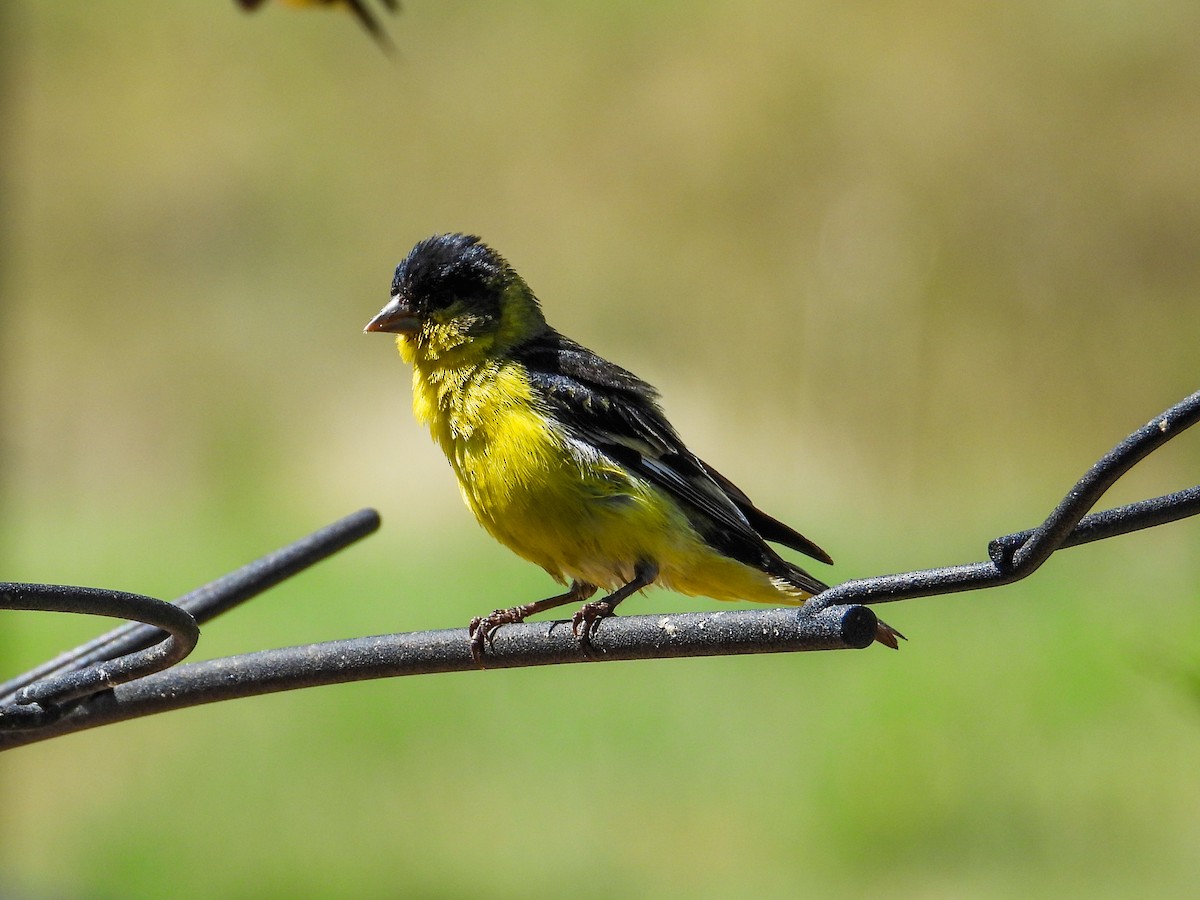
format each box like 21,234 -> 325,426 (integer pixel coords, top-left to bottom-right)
807,391 -> 1200,612
0,584 -> 199,729
2,385 -> 1199,748
989,486 -> 1200,565
0,604 -> 875,749
807,485 -> 1200,612
1007,390 -> 1200,574
0,509 -> 381,705
172,507 -> 382,623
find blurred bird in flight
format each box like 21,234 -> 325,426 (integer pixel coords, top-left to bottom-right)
366,234 -> 903,662
236,0 -> 399,54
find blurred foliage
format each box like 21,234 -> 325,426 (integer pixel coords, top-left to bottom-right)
2,1 -> 1199,896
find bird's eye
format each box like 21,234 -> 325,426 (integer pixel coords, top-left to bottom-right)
424,287 -> 457,311
426,270 -> 486,312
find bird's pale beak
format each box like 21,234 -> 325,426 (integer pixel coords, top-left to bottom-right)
364,295 -> 421,334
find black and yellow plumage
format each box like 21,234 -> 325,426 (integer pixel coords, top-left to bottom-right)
366,234 -> 902,658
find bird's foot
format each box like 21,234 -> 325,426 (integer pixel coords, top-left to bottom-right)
570,598 -> 619,648
468,582 -> 600,668
468,607 -> 529,667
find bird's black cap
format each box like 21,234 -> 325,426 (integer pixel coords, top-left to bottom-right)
390,234 -> 506,313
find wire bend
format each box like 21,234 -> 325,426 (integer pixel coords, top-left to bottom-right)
0,584 -> 199,729
0,508 -> 382,731
804,389 -> 1200,611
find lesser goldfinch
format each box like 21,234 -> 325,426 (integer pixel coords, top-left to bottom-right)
236,0 -> 399,53
366,234 -> 902,659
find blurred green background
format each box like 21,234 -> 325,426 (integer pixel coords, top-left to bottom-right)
3,1 -> 1200,896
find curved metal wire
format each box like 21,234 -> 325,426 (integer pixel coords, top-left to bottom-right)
0,389 -> 1196,751
0,603 -> 878,747
805,389 -> 1200,612
0,584 -> 199,729
0,508 -> 381,731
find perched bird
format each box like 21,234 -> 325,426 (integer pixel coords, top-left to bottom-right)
366,234 -> 903,660
236,0 -> 400,54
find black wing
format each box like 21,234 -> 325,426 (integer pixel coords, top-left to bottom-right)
697,461 -> 834,564
513,329 -> 831,592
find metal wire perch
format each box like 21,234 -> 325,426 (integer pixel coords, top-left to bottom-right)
0,508 -> 382,732
1,389 -> 1197,751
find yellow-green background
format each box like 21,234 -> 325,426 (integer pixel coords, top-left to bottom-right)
3,2 -> 1200,896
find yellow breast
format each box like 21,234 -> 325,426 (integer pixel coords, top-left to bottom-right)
407,347 -> 656,583
400,335 -> 806,605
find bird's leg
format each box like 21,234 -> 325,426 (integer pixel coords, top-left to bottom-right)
571,561 -> 659,646
469,580 -> 597,665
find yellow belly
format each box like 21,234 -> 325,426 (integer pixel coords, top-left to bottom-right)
411,353 -> 807,605
450,400 -> 665,588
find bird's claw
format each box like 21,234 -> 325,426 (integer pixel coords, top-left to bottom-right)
468,607 -> 526,667
570,598 -> 617,648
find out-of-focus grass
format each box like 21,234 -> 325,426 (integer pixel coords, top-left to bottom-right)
3,1 -> 1200,896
